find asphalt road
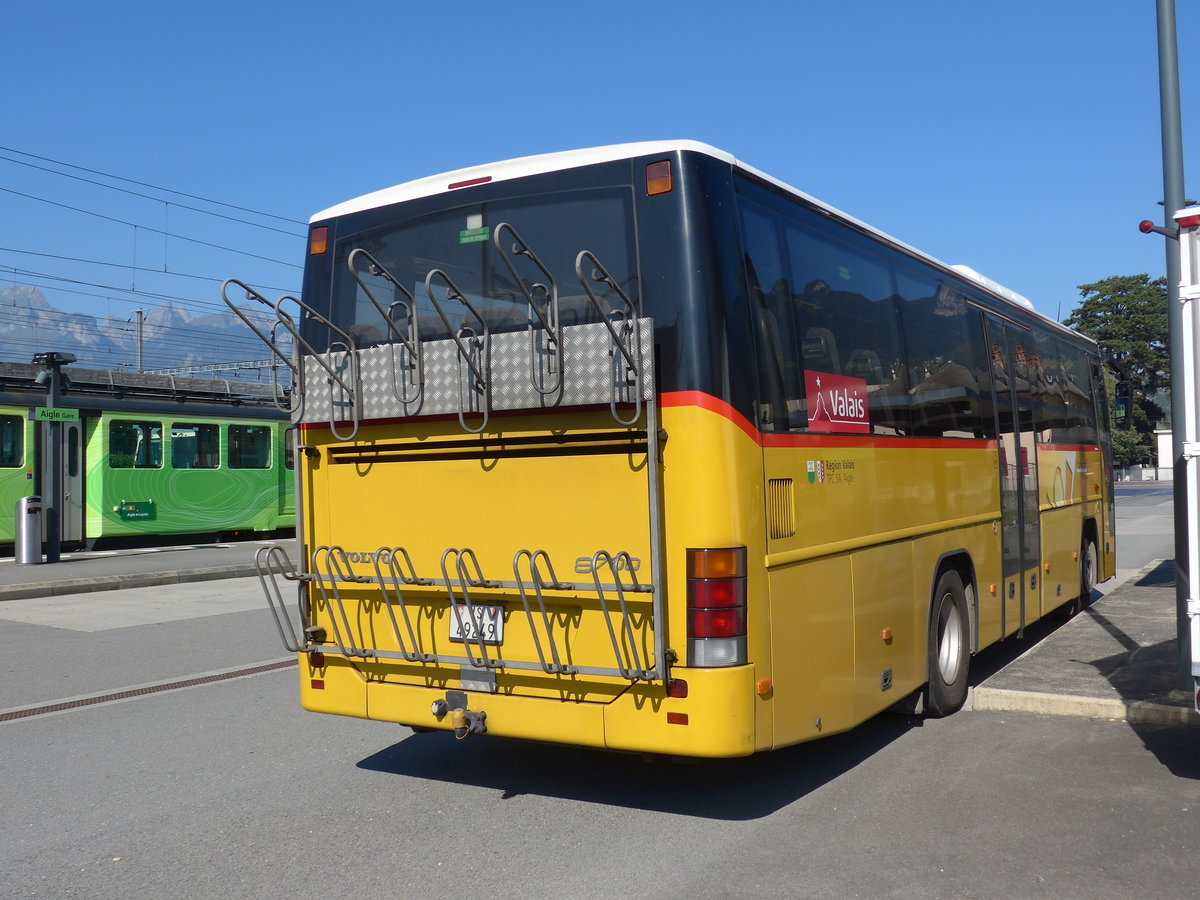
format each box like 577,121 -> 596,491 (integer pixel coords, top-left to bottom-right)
2,484 -> 1196,900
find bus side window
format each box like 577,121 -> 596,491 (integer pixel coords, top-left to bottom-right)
0,415 -> 24,467
897,276 -> 988,439
784,221 -> 907,435
1059,341 -> 1097,444
740,201 -> 802,430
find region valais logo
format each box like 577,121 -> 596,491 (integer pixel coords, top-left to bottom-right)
804,370 -> 870,434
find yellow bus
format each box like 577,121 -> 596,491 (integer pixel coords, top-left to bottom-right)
241,141 -> 1114,757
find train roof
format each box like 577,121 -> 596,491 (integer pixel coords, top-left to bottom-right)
312,140 -> 1054,324
0,362 -> 286,418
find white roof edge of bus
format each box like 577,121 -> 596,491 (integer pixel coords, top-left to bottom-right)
948,265 -> 1035,311
310,141 -> 732,222
312,139 -> 1049,324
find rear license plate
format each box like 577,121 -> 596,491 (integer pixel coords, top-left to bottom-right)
449,604 -> 504,645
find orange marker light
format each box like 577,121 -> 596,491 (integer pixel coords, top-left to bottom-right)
646,160 -> 673,196
687,548 -> 746,580
755,678 -> 773,696
309,226 -> 329,255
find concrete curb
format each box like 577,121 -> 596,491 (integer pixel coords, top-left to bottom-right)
0,565 -> 258,602
970,686 -> 1198,727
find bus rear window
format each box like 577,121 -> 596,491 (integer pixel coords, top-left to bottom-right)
320,187 -> 638,349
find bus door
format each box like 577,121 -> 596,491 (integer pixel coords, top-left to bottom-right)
984,316 -> 1041,635
38,420 -> 84,544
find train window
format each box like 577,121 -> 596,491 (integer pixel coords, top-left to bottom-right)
0,415 -> 23,467
171,423 -> 220,469
284,428 -> 295,470
110,421 -> 162,469
229,425 -> 271,469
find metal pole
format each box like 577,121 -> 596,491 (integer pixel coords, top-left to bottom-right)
45,363 -> 63,564
1156,0 -> 1191,689
136,308 -> 144,373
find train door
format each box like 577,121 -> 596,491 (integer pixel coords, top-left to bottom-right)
39,420 -> 84,543
984,316 -> 1041,635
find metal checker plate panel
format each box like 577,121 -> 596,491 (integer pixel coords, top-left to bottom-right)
299,319 -> 653,425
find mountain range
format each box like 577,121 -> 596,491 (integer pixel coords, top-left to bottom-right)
0,286 -> 288,381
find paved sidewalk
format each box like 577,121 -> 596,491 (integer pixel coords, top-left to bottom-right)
0,538 -> 297,602
972,558 -> 1196,726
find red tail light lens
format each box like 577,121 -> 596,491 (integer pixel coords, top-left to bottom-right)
686,547 -> 747,666
689,607 -> 746,639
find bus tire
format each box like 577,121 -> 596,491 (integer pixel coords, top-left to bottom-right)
926,568 -> 970,718
1078,534 -> 1098,613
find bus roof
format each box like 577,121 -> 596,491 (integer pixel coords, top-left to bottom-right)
312,140 -> 1041,316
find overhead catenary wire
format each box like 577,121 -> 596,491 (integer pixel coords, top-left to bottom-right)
1,246 -> 298,295
0,144 -> 306,227
0,144 -> 309,372
0,187 -> 302,269
0,153 -> 306,238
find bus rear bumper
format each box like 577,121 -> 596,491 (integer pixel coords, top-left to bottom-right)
301,660 -> 758,758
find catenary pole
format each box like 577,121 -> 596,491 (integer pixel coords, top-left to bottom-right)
1155,0 -> 1190,689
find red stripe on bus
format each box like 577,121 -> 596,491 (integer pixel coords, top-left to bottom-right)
660,391 -> 997,450
659,391 -> 761,442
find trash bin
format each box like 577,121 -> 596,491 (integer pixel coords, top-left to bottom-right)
16,496 -> 42,565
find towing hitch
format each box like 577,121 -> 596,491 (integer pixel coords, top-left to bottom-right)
431,690 -> 488,740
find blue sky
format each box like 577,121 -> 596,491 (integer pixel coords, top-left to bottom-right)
2,0 -> 1196,334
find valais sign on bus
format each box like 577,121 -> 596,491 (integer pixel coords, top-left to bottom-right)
805,370 -> 870,434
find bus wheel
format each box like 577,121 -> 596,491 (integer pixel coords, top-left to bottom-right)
1078,536 -> 1098,613
926,569 -> 969,718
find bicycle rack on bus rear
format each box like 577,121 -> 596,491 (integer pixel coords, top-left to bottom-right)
255,543 -> 663,683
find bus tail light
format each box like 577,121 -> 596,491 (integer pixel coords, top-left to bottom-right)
309,226 -> 328,255
687,547 -> 747,667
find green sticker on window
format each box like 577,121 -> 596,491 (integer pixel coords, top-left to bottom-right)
459,226 -> 490,244
838,266 -> 852,281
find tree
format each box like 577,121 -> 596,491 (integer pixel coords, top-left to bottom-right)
1064,275 -> 1169,391
1064,275 -> 1168,453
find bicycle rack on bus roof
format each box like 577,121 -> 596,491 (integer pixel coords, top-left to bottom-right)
575,250 -> 644,426
424,269 -> 491,434
493,223 -> 563,399
346,248 -> 424,408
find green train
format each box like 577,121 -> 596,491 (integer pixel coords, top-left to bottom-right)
0,362 -> 294,548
